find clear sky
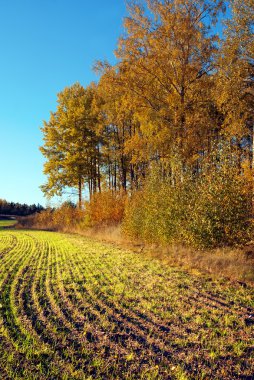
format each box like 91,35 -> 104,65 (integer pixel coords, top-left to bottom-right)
0,0 -> 126,206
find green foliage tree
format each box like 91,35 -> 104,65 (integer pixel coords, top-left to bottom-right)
0,199 -> 43,216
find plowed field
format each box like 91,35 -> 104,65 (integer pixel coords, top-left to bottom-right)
0,230 -> 253,379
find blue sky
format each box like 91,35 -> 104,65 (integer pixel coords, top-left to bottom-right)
0,0 -> 126,206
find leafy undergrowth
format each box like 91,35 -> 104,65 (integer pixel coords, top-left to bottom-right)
0,230 -> 253,379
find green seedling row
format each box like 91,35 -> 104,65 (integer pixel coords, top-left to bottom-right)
0,230 -> 253,379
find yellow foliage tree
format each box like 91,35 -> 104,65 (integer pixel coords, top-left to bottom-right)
40,83 -> 101,208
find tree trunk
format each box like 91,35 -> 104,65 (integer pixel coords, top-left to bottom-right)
78,177 -> 82,210
97,147 -> 101,193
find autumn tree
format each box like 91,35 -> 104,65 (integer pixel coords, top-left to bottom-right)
40,83 -> 101,208
214,0 -> 254,212
110,0 -> 225,179
94,64 -> 143,191
39,0 -> 253,245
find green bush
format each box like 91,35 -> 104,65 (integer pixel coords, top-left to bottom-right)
185,167 -> 252,247
123,164 -> 252,248
123,170 -> 188,244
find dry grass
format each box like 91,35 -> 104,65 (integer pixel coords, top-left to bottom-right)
145,244 -> 254,284
76,225 -> 254,285
75,224 -> 124,243
16,213 -> 254,285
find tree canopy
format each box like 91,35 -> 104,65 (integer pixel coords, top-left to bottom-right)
41,0 -> 253,218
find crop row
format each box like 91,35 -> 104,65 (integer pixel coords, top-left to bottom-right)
0,230 -> 253,379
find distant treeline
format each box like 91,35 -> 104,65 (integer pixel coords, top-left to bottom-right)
0,199 -> 44,216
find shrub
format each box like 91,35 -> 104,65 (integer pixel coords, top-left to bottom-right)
184,166 -> 252,247
85,191 -> 126,227
123,171 -> 187,244
19,203 -> 84,231
123,164 -> 252,248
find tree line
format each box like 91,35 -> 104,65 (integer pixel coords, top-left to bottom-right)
40,0 -> 253,247
0,199 -> 44,216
